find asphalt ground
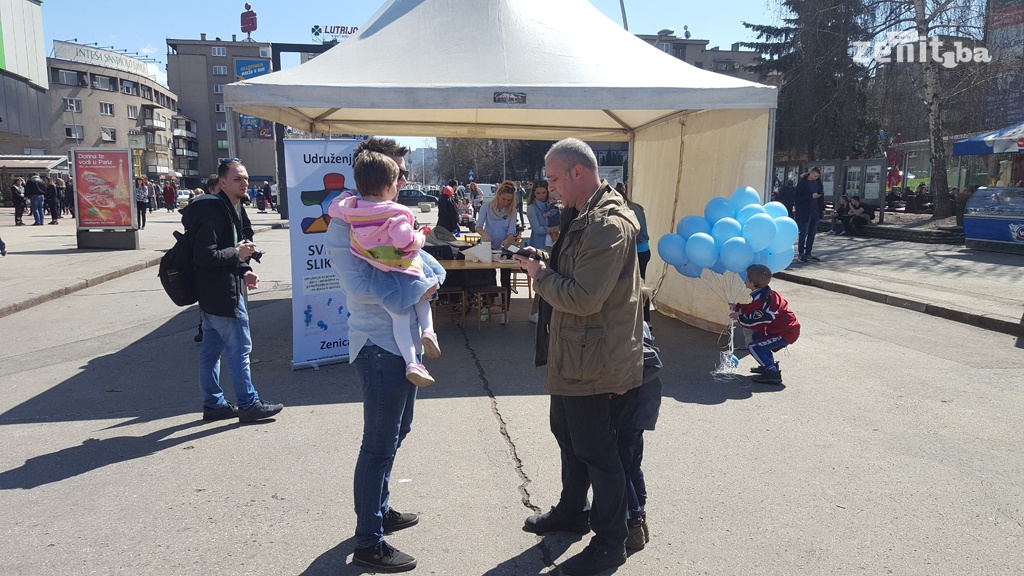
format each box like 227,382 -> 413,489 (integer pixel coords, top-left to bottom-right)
1,205 -> 1023,575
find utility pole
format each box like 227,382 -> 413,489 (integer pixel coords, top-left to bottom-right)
619,0 -> 628,30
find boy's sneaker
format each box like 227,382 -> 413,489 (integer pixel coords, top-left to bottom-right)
405,363 -> 435,387
560,543 -> 627,576
352,540 -> 416,573
750,362 -> 778,375
625,518 -> 646,550
752,369 -> 783,385
238,399 -> 284,422
382,507 -> 419,534
202,402 -> 238,421
421,330 -> 441,359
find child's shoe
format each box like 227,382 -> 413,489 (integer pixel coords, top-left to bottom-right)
752,368 -> 783,385
749,362 -> 778,375
421,330 -> 441,359
405,363 -> 435,387
625,516 -> 646,550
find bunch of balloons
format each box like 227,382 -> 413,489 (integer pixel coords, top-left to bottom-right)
657,186 -> 798,280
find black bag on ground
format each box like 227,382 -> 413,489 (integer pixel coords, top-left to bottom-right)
159,228 -> 198,306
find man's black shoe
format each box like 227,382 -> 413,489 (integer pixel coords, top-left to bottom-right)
352,540 -> 416,573
807,255 -> 820,262
523,507 -> 590,535
560,543 -> 627,576
202,403 -> 238,421
238,399 -> 283,422
383,507 -> 419,534
752,369 -> 783,385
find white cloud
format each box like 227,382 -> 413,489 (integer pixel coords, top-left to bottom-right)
139,43 -> 157,56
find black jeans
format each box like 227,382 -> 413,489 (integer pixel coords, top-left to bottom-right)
13,200 -> 25,224
638,249 -> 651,323
549,393 -> 629,551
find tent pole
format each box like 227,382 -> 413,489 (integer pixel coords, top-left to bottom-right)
764,108 -> 777,202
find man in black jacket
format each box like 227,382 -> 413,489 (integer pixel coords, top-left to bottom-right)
184,159 -> 282,423
25,173 -> 47,226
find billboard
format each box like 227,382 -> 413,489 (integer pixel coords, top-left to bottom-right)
53,40 -> 150,78
72,149 -> 135,230
284,139 -> 359,369
235,59 -> 274,139
983,0 -> 1024,127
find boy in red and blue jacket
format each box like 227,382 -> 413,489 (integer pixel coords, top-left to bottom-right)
730,264 -> 801,385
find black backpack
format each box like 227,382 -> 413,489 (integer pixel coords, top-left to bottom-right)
158,227 -> 198,306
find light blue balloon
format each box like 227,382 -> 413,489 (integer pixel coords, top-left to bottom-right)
766,246 -> 795,273
742,213 -> 777,252
720,237 -> 755,273
675,262 -> 704,278
684,232 -> 718,268
710,258 -> 727,275
764,201 -> 789,219
704,197 -> 734,225
711,217 -> 742,246
736,203 -> 767,225
729,186 -> 762,213
677,215 -> 710,238
752,248 -> 771,266
770,216 -> 799,252
656,233 -> 688,267
736,269 -> 749,283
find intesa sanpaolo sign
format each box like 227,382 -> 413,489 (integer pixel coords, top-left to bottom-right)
52,40 -> 150,78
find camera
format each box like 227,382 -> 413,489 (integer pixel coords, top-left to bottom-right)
251,250 -> 265,264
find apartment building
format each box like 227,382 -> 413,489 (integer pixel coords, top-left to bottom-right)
166,34 -> 277,183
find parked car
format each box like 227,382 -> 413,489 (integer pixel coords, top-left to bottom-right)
476,183 -> 497,204
397,188 -> 437,207
176,190 -> 193,207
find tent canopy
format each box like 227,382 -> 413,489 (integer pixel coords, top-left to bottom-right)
222,0 -> 778,331
224,0 -> 775,141
953,121 -> 1024,156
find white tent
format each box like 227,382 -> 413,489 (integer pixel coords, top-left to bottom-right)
224,0 -> 778,330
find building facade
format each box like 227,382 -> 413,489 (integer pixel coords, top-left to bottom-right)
635,32 -> 765,82
0,0 -> 48,154
45,42 -> 187,184
166,34 -> 277,183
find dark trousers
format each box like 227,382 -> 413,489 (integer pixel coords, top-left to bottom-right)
616,428 -> 647,519
14,200 -> 25,224
846,215 -> 869,235
797,212 -> 820,256
550,394 -> 628,551
136,203 -> 147,229
47,198 -> 60,221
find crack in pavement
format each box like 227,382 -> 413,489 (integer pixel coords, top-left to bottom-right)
462,328 -> 559,571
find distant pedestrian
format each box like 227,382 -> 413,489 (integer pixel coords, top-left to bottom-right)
148,179 -> 158,212
25,174 -> 46,225
134,178 -> 149,230
55,178 -> 67,216
794,167 -> 825,262
730,264 -> 801,385
515,181 -> 527,227
65,176 -> 75,217
9,177 -> 26,225
163,181 -> 176,212
44,177 -> 60,224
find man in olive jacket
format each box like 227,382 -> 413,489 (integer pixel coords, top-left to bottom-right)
514,138 -> 643,576
185,159 -> 282,424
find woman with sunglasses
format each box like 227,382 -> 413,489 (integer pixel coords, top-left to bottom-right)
475,180 -> 519,322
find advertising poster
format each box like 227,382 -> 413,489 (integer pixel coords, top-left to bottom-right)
284,139 -> 359,369
72,149 -> 134,229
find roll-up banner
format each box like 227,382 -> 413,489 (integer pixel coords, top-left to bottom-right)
284,139 -> 359,369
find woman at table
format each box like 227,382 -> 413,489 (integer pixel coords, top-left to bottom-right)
525,179 -> 554,250
475,180 -> 518,321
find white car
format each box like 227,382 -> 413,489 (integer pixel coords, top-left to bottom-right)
176,190 -> 192,207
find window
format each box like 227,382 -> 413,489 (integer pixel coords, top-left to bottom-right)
100,102 -> 115,116
57,69 -> 81,85
212,46 -> 227,57
216,122 -> 227,132
260,47 -> 271,58
65,125 -> 85,139
92,75 -> 113,90
141,86 -> 153,100
217,139 -> 230,150
213,84 -> 223,94
121,80 -> 136,95
215,103 -> 226,113
63,98 -> 82,112
101,127 -> 117,142
212,65 -> 227,76
127,105 -> 139,119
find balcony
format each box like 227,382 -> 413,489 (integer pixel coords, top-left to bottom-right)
173,128 -> 197,139
146,165 -> 170,174
142,118 -> 167,131
173,148 -> 199,158
146,142 -> 170,153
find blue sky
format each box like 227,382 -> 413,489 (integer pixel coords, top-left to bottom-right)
41,0 -> 777,147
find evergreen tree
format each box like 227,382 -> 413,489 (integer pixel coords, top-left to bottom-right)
743,0 -> 878,160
